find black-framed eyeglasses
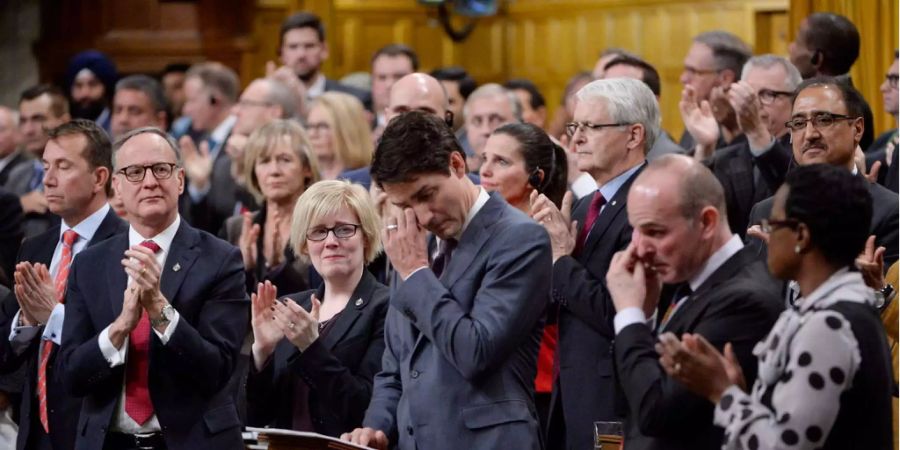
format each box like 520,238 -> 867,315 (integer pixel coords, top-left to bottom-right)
757,88 -> 793,105
785,113 -> 858,132
117,163 -> 178,183
760,218 -> 800,234
307,224 -> 360,241
886,74 -> 899,89
565,121 -> 629,137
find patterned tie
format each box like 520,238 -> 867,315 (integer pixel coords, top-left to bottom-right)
658,283 -> 692,332
431,238 -> 458,279
124,240 -> 161,425
38,229 -> 78,432
574,191 -> 606,256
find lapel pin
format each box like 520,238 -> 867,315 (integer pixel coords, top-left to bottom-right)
355,298 -> 363,306
172,263 -> 181,272
610,200 -> 617,206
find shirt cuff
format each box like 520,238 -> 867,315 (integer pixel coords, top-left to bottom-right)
570,173 -> 598,199
42,303 -> 65,345
187,183 -> 211,203
99,326 -> 128,367
614,307 -> 648,335
8,310 -> 40,354
748,138 -> 775,157
403,266 -> 429,281
152,310 -> 180,345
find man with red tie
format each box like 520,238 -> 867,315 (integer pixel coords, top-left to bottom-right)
529,78 -> 654,450
0,119 -> 126,450
58,127 -> 249,450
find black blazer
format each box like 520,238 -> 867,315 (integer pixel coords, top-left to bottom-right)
865,129 -> 899,193
246,270 -> 388,437
747,177 -> 900,268
0,188 -> 23,285
707,134 -> 792,238
0,208 -> 125,450
614,246 -> 783,450
547,164 -> 643,450
58,220 -> 249,450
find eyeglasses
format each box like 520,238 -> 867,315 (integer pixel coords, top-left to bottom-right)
760,218 -> 800,234
117,163 -> 178,183
886,74 -> 899,89
307,224 -> 360,241
306,122 -> 331,133
784,113 -> 858,132
565,121 -> 629,137
757,88 -> 793,105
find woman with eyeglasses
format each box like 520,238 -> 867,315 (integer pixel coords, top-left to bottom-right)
221,120 -> 319,295
246,179 -> 389,437
306,92 -> 373,180
479,122 -> 568,429
657,164 -> 894,450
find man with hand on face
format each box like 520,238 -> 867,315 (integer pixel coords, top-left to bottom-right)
606,154 -> 782,450
0,119 -> 126,450
341,111 -> 551,450
748,77 -> 900,268
58,127 -> 249,450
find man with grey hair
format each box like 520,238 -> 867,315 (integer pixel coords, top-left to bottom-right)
111,75 -> 169,139
0,107 -> 27,189
58,127 -> 248,450
463,83 -> 521,172
232,78 -> 296,137
702,54 -> 800,238
678,31 -> 752,152
530,78 -> 656,450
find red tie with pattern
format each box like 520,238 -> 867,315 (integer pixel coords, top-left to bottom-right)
38,229 -> 78,432
574,191 -> 606,256
124,239 -> 161,425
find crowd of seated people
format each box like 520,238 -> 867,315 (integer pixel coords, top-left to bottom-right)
0,8 -> 896,450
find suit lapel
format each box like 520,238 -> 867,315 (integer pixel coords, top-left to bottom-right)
440,193 -> 501,289
106,235 -> 130,319
159,221 -> 201,306
581,164 -> 644,256
88,209 -> 127,247
318,272 -> 377,351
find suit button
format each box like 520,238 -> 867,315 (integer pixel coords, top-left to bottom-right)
410,370 -> 419,379
407,425 -> 414,435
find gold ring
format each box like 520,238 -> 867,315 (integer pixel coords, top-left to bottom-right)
674,362 -> 682,373
289,322 -> 296,330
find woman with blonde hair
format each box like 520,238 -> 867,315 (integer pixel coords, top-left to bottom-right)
221,119 -> 319,294
246,180 -> 389,436
306,92 -> 373,180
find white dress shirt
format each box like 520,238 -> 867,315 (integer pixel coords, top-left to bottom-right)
98,215 -> 183,433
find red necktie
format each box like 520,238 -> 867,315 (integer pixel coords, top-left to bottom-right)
38,229 -> 78,432
125,240 -> 161,425
574,191 -> 606,256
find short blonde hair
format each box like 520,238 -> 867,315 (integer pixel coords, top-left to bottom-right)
311,92 -> 373,170
290,179 -> 383,264
243,119 -> 320,201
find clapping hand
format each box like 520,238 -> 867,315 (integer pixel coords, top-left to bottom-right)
679,86 -> 719,160
530,190 -> 577,262
855,235 -> 886,290
272,293 -> 321,352
13,262 -> 57,325
656,332 -> 745,403
239,212 -> 261,270
250,281 -> 284,369
179,136 -> 214,191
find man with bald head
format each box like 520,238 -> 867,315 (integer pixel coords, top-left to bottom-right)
606,154 -> 781,450
58,127 -> 249,449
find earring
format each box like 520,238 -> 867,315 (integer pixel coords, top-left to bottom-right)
794,245 -> 802,254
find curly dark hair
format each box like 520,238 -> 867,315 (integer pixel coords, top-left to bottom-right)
784,163 -> 872,268
371,111 -> 465,186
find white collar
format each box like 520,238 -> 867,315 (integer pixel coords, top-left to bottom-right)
128,215 -> 181,254
460,186 -> 490,239
688,234 -> 743,292
307,74 -> 327,99
210,115 -> 236,145
61,203 -> 110,244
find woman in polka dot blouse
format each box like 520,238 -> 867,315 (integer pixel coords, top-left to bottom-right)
657,164 -> 894,449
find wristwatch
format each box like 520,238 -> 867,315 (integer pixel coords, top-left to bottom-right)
874,284 -> 895,309
150,304 -> 176,327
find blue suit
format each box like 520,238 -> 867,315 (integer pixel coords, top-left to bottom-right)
58,220 -> 249,450
363,192 -> 551,450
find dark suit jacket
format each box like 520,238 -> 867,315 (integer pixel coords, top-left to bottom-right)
324,79 -> 373,111
0,189 -> 23,285
614,246 -> 783,450
58,220 -> 249,450
707,134 -> 792,239
363,192 -> 551,450
246,271 -> 388,436
547,164 -> 643,450
866,129 -> 898,193
0,152 -> 31,189
747,177 -> 900,268
0,208 -> 125,450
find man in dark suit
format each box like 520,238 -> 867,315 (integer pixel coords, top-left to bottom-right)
605,154 -> 783,450
748,77 -> 900,268
278,12 -> 371,110
0,119 -> 126,450
529,78 -> 654,450
706,55 -> 800,238
341,112 -> 551,450
866,51 -> 898,193
58,127 -> 249,450
0,189 -> 23,286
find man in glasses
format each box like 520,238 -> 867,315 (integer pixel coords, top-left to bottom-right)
0,119 -> 126,450
704,55 -> 801,238
58,127 -> 249,450
748,77 -> 899,268
866,51 -> 899,193
529,78 -> 652,450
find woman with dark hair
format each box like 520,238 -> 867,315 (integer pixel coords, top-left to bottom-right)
479,121 -> 568,430
657,164 -> 894,450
